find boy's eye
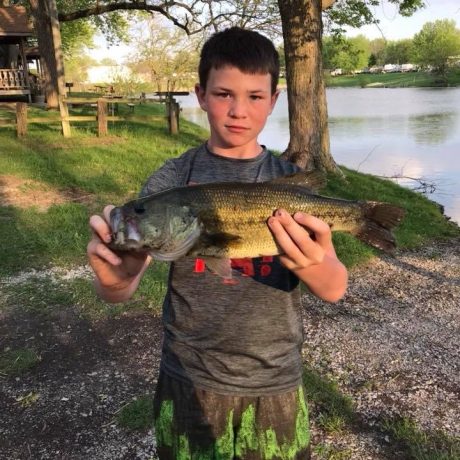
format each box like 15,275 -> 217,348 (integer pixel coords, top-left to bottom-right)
250,95 -> 263,100
216,92 -> 230,98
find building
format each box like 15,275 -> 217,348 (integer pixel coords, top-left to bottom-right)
0,5 -> 35,101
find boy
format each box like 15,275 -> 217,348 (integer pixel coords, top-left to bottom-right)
88,27 -> 347,459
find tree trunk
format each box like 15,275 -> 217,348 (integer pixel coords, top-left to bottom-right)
29,0 -> 66,109
278,0 -> 340,173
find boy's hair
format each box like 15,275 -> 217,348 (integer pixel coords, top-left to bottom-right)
198,27 -> 280,94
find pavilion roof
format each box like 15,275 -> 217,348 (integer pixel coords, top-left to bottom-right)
0,6 -> 33,39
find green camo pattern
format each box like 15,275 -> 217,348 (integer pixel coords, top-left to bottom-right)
154,387 -> 309,459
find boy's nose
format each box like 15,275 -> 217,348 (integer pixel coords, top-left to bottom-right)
228,99 -> 247,118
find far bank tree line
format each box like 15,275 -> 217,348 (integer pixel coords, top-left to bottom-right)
322,19 -> 460,76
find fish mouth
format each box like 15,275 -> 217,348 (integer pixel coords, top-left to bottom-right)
110,207 -> 142,246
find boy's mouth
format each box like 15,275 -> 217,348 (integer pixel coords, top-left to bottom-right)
226,125 -> 249,133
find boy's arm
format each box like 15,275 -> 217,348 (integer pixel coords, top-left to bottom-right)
87,205 -> 152,303
268,209 -> 348,303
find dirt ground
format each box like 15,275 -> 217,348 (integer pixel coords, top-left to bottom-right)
0,307 -> 163,460
0,179 -> 458,459
1,236 -> 459,459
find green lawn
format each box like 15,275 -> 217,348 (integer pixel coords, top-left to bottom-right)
1,100 -> 458,458
0,100 -> 458,278
325,69 -> 460,88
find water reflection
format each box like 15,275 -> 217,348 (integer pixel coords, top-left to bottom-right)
408,112 -> 457,145
178,88 -> 460,224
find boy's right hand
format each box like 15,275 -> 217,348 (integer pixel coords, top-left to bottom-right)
87,205 -> 150,294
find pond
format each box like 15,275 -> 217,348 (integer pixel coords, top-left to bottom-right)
177,87 -> 460,225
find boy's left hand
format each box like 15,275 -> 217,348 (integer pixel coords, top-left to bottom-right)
268,209 -> 334,272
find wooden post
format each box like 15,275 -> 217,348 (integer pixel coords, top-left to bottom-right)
169,97 -> 178,135
16,102 -> 28,137
59,97 -> 71,137
19,38 -> 32,103
97,99 -> 108,136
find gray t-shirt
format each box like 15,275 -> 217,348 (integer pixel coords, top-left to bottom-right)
141,143 -> 304,395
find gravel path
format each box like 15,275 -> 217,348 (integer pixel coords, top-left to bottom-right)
303,237 -> 460,458
0,237 -> 459,459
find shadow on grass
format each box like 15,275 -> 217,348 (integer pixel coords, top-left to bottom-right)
0,203 -> 89,275
303,365 -> 459,459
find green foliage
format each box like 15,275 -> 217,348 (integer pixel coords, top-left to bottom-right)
412,19 -> 460,75
323,35 -> 370,73
303,364 -> 355,431
385,38 -> 413,64
117,395 -> 154,431
60,18 -> 95,57
128,18 -> 200,92
325,0 -> 424,35
0,348 -> 40,375
383,417 -> 460,460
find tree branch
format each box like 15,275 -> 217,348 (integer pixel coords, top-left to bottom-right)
58,2 -> 194,35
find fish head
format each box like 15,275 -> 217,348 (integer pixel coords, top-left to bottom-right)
109,198 -> 200,259
109,198 -> 169,251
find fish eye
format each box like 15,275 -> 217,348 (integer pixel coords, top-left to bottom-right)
134,206 -> 145,214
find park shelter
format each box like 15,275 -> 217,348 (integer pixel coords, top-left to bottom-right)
0,6 -> 34,101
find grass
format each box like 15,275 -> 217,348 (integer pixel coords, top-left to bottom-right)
303,364 -> 355,434
0,98 -> 458,448
0,348 -> 41,375
0,98 -> 458,306
117,395 -> 154,431
383,417 -> 460,460
324,167 -> 459,267
325,69 -> 460,88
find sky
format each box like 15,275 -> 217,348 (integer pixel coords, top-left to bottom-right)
91,0 -> 460,64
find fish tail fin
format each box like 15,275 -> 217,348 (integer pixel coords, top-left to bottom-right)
356,202 -> 405,252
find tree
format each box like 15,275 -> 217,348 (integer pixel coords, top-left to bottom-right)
412,19 -> 460,75
278,0 -> 424,171
385,38 -> 413,64
128,18 -> 199,93
29,0 -> 66,109
21,0 -> 425,169
323,35 -> 369,73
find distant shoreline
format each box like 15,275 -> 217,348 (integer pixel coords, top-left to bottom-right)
323,69 -> 460,88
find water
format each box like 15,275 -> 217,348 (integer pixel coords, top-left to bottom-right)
177,87 -> 460,225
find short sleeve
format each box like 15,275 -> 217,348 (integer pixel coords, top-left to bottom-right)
139,160 -> 180,197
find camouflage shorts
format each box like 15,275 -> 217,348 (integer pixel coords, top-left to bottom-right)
153,371 -> 310,460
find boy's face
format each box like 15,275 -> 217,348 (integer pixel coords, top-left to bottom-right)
195,66 -> 279,158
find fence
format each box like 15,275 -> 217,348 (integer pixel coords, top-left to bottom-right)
0,95 -> 184,137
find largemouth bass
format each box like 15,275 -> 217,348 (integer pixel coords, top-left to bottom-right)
109,173 -> 404,276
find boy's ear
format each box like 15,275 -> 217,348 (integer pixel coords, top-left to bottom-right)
195,84 -> 207,111
270,89 -> 280,113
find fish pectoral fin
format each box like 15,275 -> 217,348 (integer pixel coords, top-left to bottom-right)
150,226 -> 201,262
200,231 -> 241,249
269,170 -> 326,192
204,257 -> 234,280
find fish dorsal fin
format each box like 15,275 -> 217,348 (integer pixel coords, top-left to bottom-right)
270,170 -> 326,192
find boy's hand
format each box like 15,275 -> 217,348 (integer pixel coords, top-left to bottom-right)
268,209 -> 334,273
87,205 -> 150,293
